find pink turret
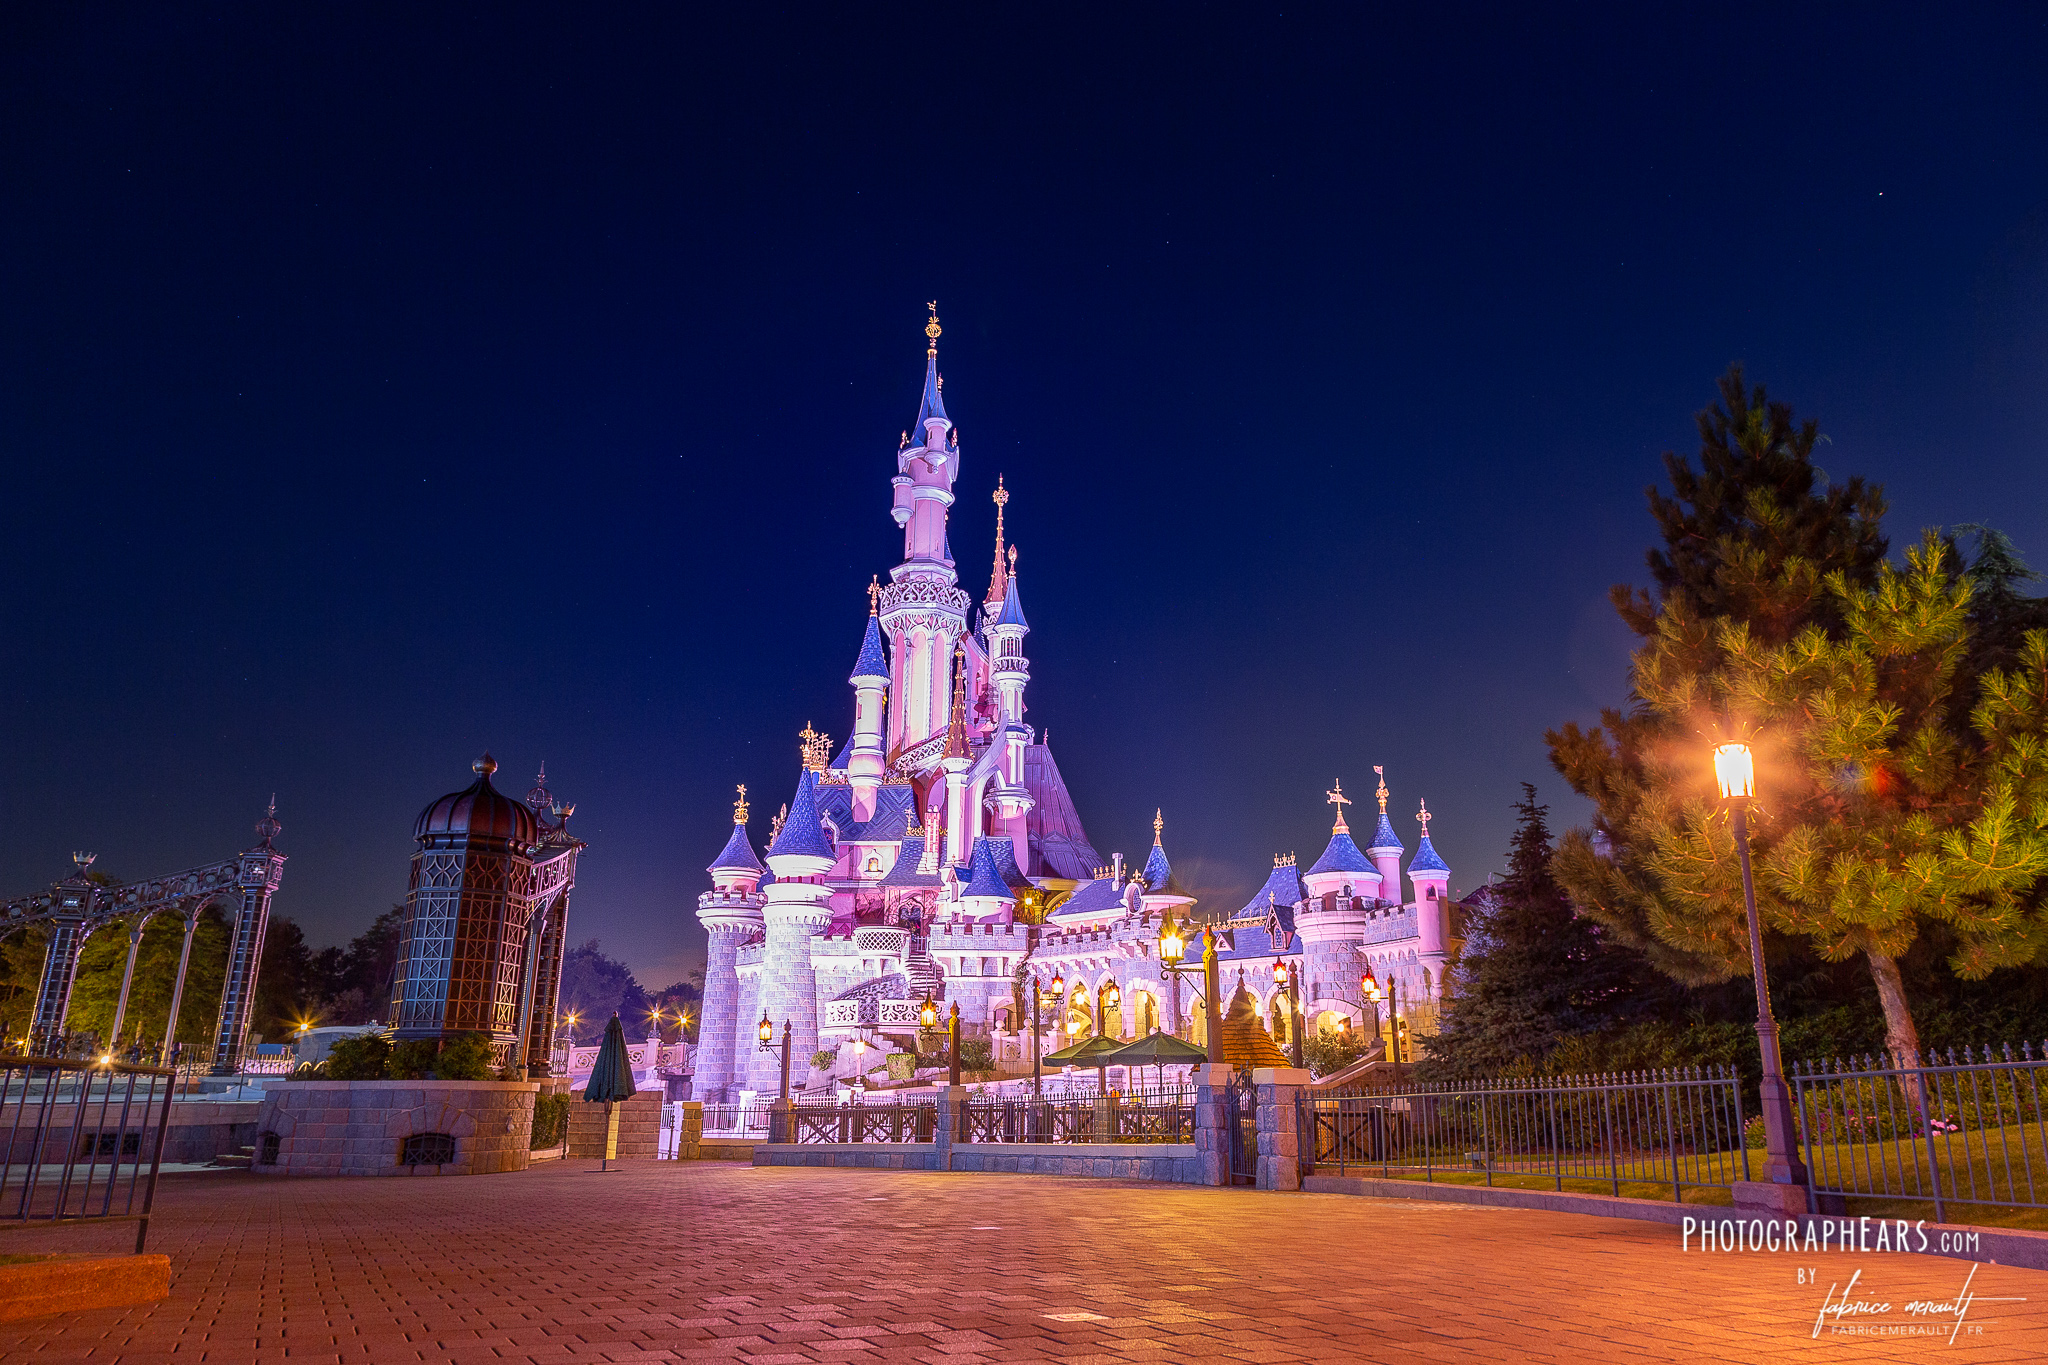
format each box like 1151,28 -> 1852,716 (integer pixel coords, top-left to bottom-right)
1367,766 -> 1406,906
878,304 -> 972,773
846,579 -> 890,822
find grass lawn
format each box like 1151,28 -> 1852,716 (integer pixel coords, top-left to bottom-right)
1315,1122 -> 2048,1230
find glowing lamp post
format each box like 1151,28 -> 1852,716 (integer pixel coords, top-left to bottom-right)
1272,957 -> 1303,1068
1362,967 -> 1399,1066
757,1010 -> 791,1102
1717,741 -> 1809,1194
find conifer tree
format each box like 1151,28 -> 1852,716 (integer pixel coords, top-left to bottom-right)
1425,785 -> 1650,1075
1550,368 -> 2048,1058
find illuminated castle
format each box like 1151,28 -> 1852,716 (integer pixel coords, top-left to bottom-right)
690,308 -> 1463,1100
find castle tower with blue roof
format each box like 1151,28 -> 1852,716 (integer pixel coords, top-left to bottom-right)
687,312 -> 1465,1100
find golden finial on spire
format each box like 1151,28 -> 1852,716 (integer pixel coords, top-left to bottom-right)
1374,765 -> 1389,815
799,723 -> 831,772
1153,808 -> 1164,845
868,575 -> 881,616
771,803 -> 787,840
925,300 -> 941,356
733,783 -> 749,825
1326,778 -> 1352,834
986,476 -> 1011,607
1417,797 -> 1433,838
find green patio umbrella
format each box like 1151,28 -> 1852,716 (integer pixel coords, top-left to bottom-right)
1105,1030 -> 1209,1090
1041,1032 -> 1125,1094
583,1013 -> 638,1171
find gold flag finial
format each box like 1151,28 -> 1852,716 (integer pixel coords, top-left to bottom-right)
733,783 -> 749,825
925,300 -> 941,355
1326,778 -> 1352,834
867,575 -> 881,616
1417,797 -> 1433,838
1374,765 -> 1389,814
1153,808 -> 1164,845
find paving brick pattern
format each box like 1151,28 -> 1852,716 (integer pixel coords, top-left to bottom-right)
3,1162 -> 2044,1362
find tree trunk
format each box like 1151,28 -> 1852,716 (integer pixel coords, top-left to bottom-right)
1864,950 -> 1922,1061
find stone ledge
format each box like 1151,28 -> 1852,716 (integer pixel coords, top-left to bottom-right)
0,1254 -> 170,1323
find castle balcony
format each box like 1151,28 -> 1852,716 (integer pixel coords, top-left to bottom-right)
820,998 -> 925,1033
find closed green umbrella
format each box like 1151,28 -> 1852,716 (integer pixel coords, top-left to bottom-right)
583,1014 -> 638,1171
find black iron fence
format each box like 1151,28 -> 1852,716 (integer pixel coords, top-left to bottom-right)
1302,1066 -> 1751,1202
784,1098 -> 937,1144
1,1050 -> 181,1253
959,1087 -> 1195,1144
1789,1043 -> 2048,1222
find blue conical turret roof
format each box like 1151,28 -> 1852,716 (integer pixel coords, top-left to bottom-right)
916,350 -> 948,429
1238,859 -> 1304,917
1309,828 -> 1373,876
849,613 -> 889,683
1411,834 -> 1450,876
767,768 -> 834,861
993,571 -> 1029,633
961,836 -> 1013,900
1368,812 -> 1404,856
707,821 -> 762,874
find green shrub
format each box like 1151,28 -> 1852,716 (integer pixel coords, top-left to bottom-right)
959,1039 -> 994,1072
886,1052 -> 916,1081
388,1039 -> 438,1079
325,1033 -> 391,1081
434,1032 -> 496,1081
1302,1030 -> 1374,1078
531,1093 -> 570,1150
812,1050 -> 838,1070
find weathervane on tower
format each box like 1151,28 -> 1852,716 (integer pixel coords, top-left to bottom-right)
1326,778 -> 1352,833
1374,765 -> 1390,814
733,784 -> 749,825
925,300 -> 941,356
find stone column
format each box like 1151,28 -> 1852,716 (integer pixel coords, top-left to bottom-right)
676,1101 -> 703,1160
694,914 -> 756,1102
1254,1065 -> 1312,1192
1190,1062 -> 1234,1187
933,1084 -> 965,1171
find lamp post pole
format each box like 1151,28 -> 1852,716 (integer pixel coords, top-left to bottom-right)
1201,925 -> 1222,1065
1031,980 -> 1043,1096
948,1001 -> 961,1087
779,1021 -> 792,1102
1275,960 -> 1303,1069
1717,742 -> 1809,1190
1387,977 -> 1401,1066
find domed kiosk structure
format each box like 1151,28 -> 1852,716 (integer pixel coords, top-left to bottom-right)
389,754 -> 586,1073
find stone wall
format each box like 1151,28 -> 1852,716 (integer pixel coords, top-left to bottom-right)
4,1100 -> 260,1166
751,1141 -> 1199,1182
252,1080 -> 537,1176
566,1091 -> 660,1159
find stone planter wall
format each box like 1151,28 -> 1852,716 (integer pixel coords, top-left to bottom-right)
566,1091 -> 660,1158
252,1080 -> 538,1176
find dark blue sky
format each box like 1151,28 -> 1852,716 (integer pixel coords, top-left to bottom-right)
4,6 -> 2045,989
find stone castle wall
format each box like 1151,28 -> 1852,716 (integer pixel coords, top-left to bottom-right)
252,1080 -> 537,1177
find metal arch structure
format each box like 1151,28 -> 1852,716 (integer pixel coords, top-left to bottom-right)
1,803 -> 287,1075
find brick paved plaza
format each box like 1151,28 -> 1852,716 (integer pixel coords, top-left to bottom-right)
4,1162 -> 2046,1363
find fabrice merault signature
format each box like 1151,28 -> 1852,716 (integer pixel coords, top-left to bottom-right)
1812,1264 -> 2027,1343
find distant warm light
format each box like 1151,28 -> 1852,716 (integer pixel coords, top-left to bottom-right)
1714,743 -> 1756,800
1158,916 -> 1184,966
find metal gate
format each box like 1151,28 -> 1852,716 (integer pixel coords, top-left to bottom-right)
1223,1070 -> 1257,1186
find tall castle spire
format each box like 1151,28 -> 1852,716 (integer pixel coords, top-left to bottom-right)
986,476 -> 1010,608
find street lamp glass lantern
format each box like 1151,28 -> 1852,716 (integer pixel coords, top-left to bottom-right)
1104,980 -> 1120,1008
919,997 -> 939,1029
1050,968 -> 1064,994
757,1013 -> 774,1045
1272,957 -> 1287,986
1361,968 -> 1381,1003
1159,918 -> 1185,966
1714,742 -> 1755,800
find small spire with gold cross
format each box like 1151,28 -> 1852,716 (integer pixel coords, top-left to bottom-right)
733,783 -> 749,825
867,574 -> 881,616
925,300 -> 941,357
1374,765 -> 1390,815
1417,797 -> 1433,838
1153,808 -> 1164,846
1326,778 -> 1352,834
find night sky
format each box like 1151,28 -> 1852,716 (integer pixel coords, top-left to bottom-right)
4,7 -> 2046,991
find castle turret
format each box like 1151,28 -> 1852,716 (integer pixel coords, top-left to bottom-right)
984,503 -> 1035,868
940,642 -> 976,870
1137,810 -> 1196,918
1367,766 -> 1406,906
695,785 -> 765,1101
879,305 -> 972,769
847,583 -> 891,821
1409,799 -> 1453,991
957,835 -> 1017,923
1301,778 -> 1383,901
753,742 -> 835,1093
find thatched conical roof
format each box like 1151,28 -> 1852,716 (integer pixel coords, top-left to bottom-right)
1219,979 -> 1289,1069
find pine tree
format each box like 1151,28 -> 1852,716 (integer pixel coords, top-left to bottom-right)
1423,785 -> 1652,1076
1552,382 -> 2048,1059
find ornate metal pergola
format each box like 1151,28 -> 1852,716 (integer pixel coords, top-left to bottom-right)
0,802 -> 287,1074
